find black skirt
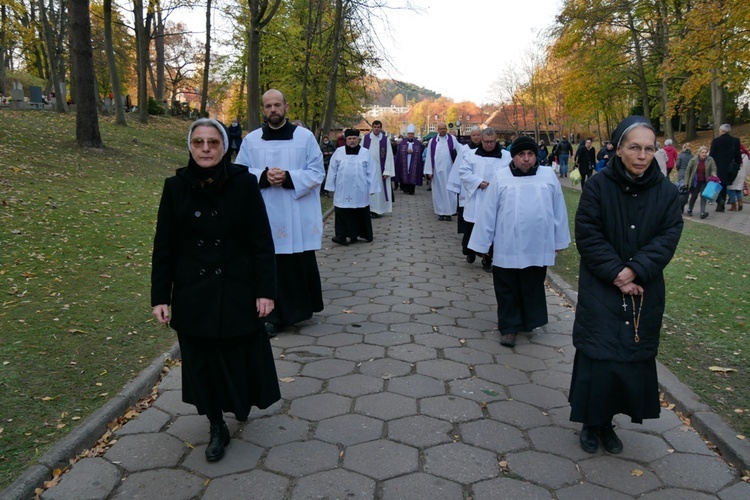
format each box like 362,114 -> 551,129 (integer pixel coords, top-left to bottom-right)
178,331 -> 281,421
568,350 -> 660,425
334,206 -> 373,242
265,250 -> 324,328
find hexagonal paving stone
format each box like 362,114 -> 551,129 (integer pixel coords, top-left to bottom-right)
316,332 -> 363,347
413,333 -> 462,348
115,407 -> 171,436
460,420 -> 526,454
284,345 -> 334,363
104,433 -> 187,471
242,415 -> 310,447
299,358 -> 356,379
420,395 -> 483,423
506,450 -> 581,489
448,378 -> 507,403
651,453 -> 735,493
388,374 -> 445,398
528,426 -> 596,462
579,455 -> 662,496
334,343 -> 386,362
273,360 -> 301,378
662,426 -> 715,456
507,383 -> 569,409
555,482 -> 632,500
487,400 -> 552,430
291,469 -> 376,500
424,442 -> 498,483
202,470 -> 288,499
182,439 -> 263,478
343,439 -> 418,480
42,458 -> 120,500
386,344 -> 437,363
327,373 -> 384,397
363,331 -> 412,346
289,393 -> 351,421
416,359 -> 471,381
279,376 -> 324,399
166,415 -> 239,446
354,392 -> 417,420
358,358 -> 413,378
264,440 -> 340,477
381,472 -> 463,499
315,414 -> 383,446
111,469 -> 204,500
613,428 -> 673,463
442,346 -> 494,365
472,477 -> 552,500
387,415 -> 453,448
152,390 -> 198,416
474,363 -> 530,386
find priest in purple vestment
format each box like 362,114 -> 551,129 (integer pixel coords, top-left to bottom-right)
395,123 -> 425,195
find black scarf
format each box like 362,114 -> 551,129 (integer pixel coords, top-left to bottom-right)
475,143 -> 503,158
510,163 -> 539,177
183,155 -> 230,191
261,120 -> 297,141
345,145 -> 361,155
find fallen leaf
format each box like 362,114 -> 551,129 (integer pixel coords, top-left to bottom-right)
279,377 -> 295,383
737,435 -> 746,440
41,396 -> 57,401
708,366 -> 737,373
499,460 -> 509,472
631,469 -> 644,477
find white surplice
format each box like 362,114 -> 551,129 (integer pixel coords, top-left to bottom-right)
365,132 -> 395,215
459,148 -> 512,223
325,146 -> 381,208
424,134 -> 459,216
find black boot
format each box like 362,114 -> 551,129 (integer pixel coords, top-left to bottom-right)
599,423 -> 623,454
205,421 -> 230,462
579,424 -> 599,453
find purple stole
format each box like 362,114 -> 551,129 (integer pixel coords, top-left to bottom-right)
364,133 -> 390,201
430,134 -> 455,168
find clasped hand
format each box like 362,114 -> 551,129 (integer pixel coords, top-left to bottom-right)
614,267 -> 643,295
267,167 -> 287,186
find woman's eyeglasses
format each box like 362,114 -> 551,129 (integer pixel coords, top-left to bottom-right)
624,144 -> 656,155
191,138 -> 222,148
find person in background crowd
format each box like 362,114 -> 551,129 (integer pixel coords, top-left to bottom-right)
654,142 -> 668,177
227,119 -> 243,160
364,120 -> 395,218
727,144 -> 750,211
234,89 -> 325,338
151,118 -> 280,463
557,136 -> 573,177
326,129 -> 380,245
574,138 -> 596,189
394,124 -> 425,195
685,146 -> 716,219
663,139 -> 678,179
709,123 -> 743,212
468,136 -> 570,348
424,122 -> 459,221
538,140 -> 549,166
448,126 -> 482,242
569,115 -> 682,456
675,142 -> 693,183
320,135 -> 336,197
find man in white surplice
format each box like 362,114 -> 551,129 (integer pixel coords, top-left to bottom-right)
364,120 -> 395,217
424,122 -> 459,221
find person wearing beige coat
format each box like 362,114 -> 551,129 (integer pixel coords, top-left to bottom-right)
684,146 -> 717,219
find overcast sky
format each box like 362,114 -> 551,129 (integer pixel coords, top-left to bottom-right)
173,0 -> 562,104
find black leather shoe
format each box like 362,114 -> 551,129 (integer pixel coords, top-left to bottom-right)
579,425 -> 599,453
331,236 -> 348,246
205,422 -> 230,462
700,212 -> 708,219
599,424 -> 623,454
466,253 -> 476,264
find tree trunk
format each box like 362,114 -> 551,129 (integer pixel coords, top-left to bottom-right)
656,0 -> 673,139
710,71 -> 724,137
155,10 -> 164,104
319,0 -> 344,142
0,4 -> 7,95
626,6 -> 649,119
685,104 -> 697,141
70,0 -> 103,147
104,0 -> 127,125
38,0 -> 67,112
245,0 -> 283,131
133,0 -> 153,124
200,0 -> 211,116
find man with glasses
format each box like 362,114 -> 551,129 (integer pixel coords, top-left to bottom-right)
459,128 -> 511,270
235,89 -> 325,337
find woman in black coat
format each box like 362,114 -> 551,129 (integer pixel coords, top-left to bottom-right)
151,118 -> 280,462
569,116 -> 683,455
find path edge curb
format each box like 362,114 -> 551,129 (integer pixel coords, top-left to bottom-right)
1,342 -> 180,500
546,268 -> 750,475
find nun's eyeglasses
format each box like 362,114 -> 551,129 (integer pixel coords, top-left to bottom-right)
624,144 -> 656,155
191,138 -> 222,148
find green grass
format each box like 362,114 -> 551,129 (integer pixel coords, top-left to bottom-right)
554,186 -> 750,438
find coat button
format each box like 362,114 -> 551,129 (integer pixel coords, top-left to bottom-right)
194,211 -> 201,217
215,269 -> 222,275
197,239 -> 204,246
625,186 -> 630,191
625,321 -> 630,325
199,269 -> 206,276
630,225 -> 635,229
214,239 -> 221,245
211,210 -> 218,216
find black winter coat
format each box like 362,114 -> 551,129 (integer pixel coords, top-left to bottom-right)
151,160 -> 276,338
575,146 -> 597,174
573,157 -> 683,362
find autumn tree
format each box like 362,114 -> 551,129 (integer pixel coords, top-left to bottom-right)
69,0 -> 103,147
